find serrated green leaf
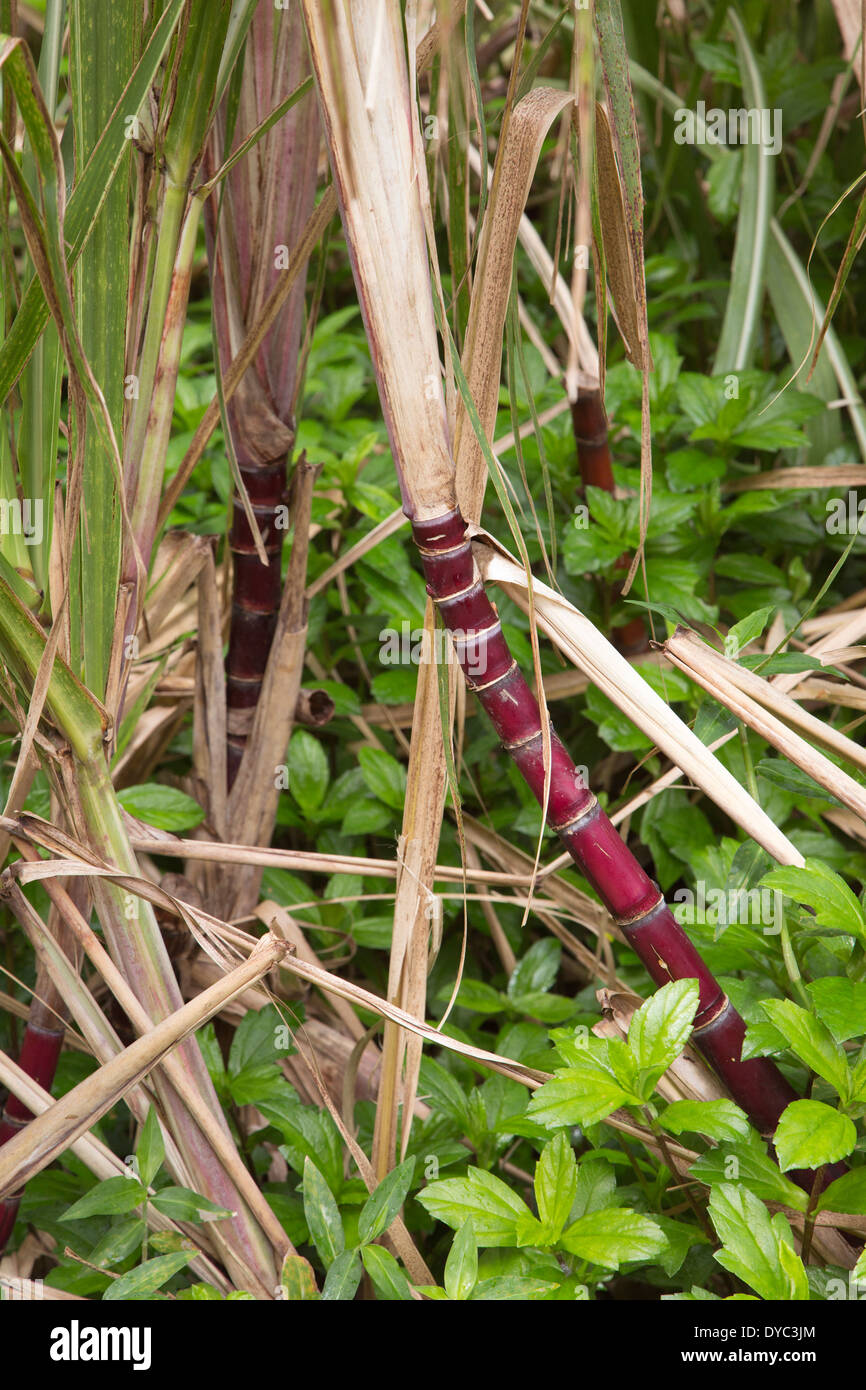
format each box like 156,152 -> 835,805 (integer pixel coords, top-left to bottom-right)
416,1168 -> 532,1247
628,978 -> 700,1097
659,1099 -> 751,1144
560,1209 -> 666,1268
533,1132 -> 578,1239
816,1168 -> 866,1215
773,1100 -> 857,1172
358,745 -> 406,810
759,998 -> 851,1100
444,1219 -> 478,1301
288,730 -> 330,815
762,860 -> 866,943
806,978 -> 866,1044
708,1184 -> 807,1300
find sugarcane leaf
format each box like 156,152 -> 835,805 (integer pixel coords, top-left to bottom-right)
116,783 -> 205,831
302,1156 -> 344,1267
806,978 -> 866,1043
135,1106 -> 165,1188
416,1168 -> 533,1247
659,1099 -> 751,1144
444,1219 -> 478,1302
708,1184 -> 808,1301
360,1244 -> 414,1301
149,1187 -> 233,1224
809,176 -> 866,374
773,1100 -> 857,1172
762,859 -> 866,943
816,1168 -> 866,1215
712,12 -> 773,372
560,1209 -> 666,1268
279,1253 -> 319,1301
0,0 -> 184,404
627,978 -> 700,1097
321,1249 -> 363,1301
533,1133 -> 578,1240
103,1252 -> 192,1301
759,999 -> 851,1101
357,1157 -> 415,1246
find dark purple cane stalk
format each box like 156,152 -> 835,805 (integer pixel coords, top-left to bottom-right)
0,993 -> 65,1249
202,1 -> 319,786
411,507 -> 800,1140
571,387 -> 647,656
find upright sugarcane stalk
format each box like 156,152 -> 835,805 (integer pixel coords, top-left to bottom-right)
571,385 -> 648,655
302,0 -> 809,1157
202,0 -> 319,787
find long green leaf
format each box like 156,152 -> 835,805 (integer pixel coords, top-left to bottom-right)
713,10 -> 773,372
0,0 -> 185,406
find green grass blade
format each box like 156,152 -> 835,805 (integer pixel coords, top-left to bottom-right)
69,0 -> 136,696
713,10 -> 773,373
0,0 -> 185,406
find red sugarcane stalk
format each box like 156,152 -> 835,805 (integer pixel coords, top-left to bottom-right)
571,386 -> 647,657
410,507 -> 804,1145
0,988 -> 66,1249
224,457 -> 288,786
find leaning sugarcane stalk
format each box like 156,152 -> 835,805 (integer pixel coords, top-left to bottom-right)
202,0 -> 319,787
302,0 -> 805,1151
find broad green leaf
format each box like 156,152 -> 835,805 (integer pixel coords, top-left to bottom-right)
358,745 -> 406,810
689,1142 -> 807,1211
816,1168 -> 866,1215
806,978 -> 866,1044
533,1132 -> 578,1238
762,860 -> 866,944
627,978 -> 700,1096
416,1168 -> 532,1247
136,1107 -> 165,1189
708,1184 -> 808,1301
527,1062 -> 633,1130
302,1157 -> 344,1266
773,1100 -> 857,1172
321,1249 -> 362,1301
507,938 -> 561,1000
88,1219 -> 146,1270
759,998 -> 850,1100
279,1254 -> 319,1301
470,1275 -> 560,1299
150,1187 -> 233,1225
288,730 -> 330,815
228,1004 -> 283,1075
725,607 -> 774,658
571,1159 -> 617,1221
360,1244 -> 414,1301
444,1219 -> 478,1302
103,1252 -> 192,1301
62,1175 -> 145,1220
116,783 -> 205,831
659,1099 -> 751,1144
560,1209 -> 666,1268
357,1157 -> 415,1246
